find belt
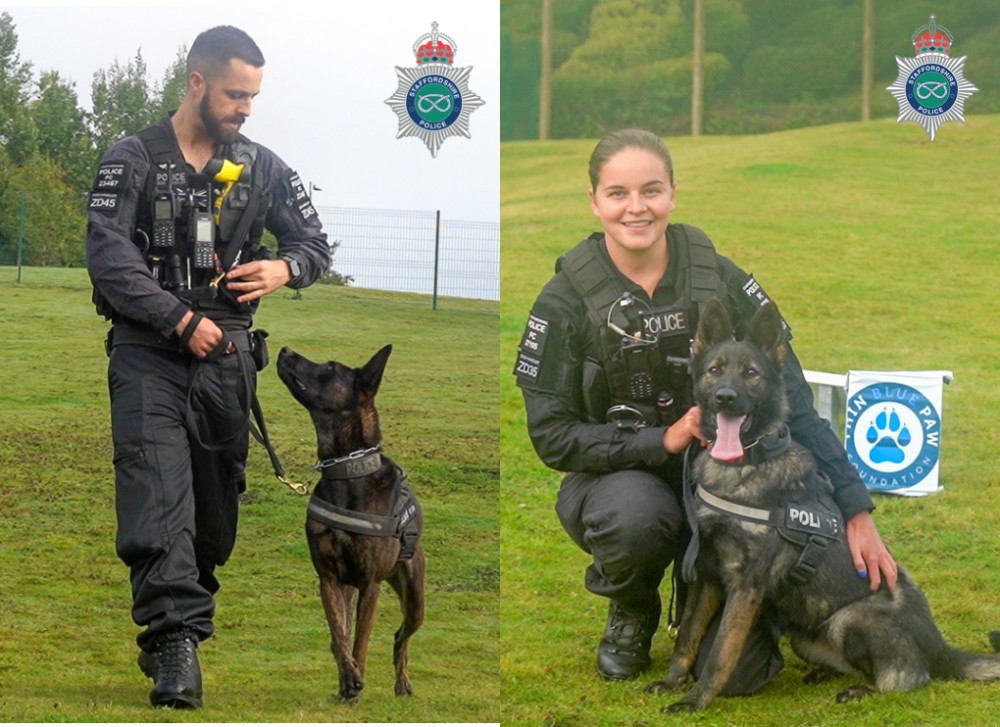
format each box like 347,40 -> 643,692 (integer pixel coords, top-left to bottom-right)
107,322 -> 252,355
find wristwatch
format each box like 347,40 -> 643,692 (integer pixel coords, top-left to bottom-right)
280,256 -> 301,282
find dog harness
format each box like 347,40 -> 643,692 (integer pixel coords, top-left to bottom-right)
694,483 -> 842,586
680,430 -> 843,587
306,446 -> 422,561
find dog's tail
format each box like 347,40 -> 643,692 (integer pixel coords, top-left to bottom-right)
989,630 -> 1000,652
945,636 -> 1000,681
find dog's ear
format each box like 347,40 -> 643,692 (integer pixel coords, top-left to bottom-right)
747,302 -> 786,364
693,299 -> 734,356
359,344 -> 393,396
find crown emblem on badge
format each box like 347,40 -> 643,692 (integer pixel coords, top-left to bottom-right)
414,22 -> 456,65
385,20 -> 485,157
886,15 -> 977,141
912,15 -> 953,54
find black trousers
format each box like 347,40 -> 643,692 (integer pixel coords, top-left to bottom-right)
556,467 -> 784,696
107,337 -> 256,652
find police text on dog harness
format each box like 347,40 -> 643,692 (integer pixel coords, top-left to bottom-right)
307,447 -> 422,561
694,484 -> 842,586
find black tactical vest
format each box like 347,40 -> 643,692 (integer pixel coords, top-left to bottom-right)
134,123 -> 269,321
91,120 -> 270,328
557,224 -> 727,428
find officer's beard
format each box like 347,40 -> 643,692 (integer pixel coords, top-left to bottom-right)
200,94 -> 244,146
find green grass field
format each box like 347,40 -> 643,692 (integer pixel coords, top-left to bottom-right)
501,116 -> 1000,726
0,271 -> 498,723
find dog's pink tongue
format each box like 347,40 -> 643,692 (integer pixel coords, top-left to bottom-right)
711,413 -> 747,461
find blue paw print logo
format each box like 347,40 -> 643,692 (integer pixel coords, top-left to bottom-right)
866,408 -> 912,464
845,381 -> 941,492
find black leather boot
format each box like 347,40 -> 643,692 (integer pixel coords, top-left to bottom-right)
139,631 -> 203,709
596,598 -> 660,680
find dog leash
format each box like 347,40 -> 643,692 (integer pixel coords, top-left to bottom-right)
680,441 -> 703,586
663,441 -> 701,634
249,392 -> 310,496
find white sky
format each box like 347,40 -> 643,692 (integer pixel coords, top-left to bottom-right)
4,1 -> 500,222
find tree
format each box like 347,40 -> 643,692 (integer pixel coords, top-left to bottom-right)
31,70 -> 95,192
90,49 -> 158,153
89,45 -> 192,155
3,154 -> 87,266
157,46 -> 188,113
0,11 -> 38,163
316,239 -> 353,286
551,0 -> 703,136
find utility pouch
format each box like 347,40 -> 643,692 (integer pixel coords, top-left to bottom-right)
250,329 -> 270,372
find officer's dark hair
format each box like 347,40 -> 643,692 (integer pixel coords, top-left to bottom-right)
588,129 -> 675,190
187,26 -> 265,80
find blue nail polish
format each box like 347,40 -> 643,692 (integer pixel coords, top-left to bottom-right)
858,570 -> 868,578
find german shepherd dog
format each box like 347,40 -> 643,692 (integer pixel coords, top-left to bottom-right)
277,345 -> 425,703
647,299 -> 1000,712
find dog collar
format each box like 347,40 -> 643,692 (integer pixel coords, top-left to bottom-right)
318,445 -> 383,480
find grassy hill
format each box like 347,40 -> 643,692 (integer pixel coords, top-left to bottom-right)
501,116 -> 1000,726
0,274 -> 499,723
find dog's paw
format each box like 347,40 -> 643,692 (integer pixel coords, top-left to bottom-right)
662,699 -> 701,714
803,666 -> 838,684
394,680 -> 414,697
645,675 -> 687,694
337,678 -> 365,704
835,684 -> 875,703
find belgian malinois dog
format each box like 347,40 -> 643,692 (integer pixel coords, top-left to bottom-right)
648,299 -> 1000,712
277,345 -> 424,703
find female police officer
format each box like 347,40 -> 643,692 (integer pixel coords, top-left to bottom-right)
514,129 -> 897,690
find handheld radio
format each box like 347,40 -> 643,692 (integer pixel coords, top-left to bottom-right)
187,176 -> 215,269
151,162 -> 178,252
151,192 -> 176,250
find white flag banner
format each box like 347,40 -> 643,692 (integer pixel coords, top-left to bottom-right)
844,370 -> 952,497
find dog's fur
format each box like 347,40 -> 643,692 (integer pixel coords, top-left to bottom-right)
277,345 -> 425,703
647,299 -> 1000,712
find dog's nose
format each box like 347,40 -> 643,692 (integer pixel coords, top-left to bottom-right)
714,387 -> 738,406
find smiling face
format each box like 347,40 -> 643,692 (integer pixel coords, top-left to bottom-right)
589,147 -> 676,259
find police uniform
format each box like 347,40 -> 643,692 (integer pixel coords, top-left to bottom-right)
86,113 -> 329,654
515,224 -> 875,688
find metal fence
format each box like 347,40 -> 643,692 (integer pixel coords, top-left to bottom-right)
319,206 -> 499,303
0,190 -> 25,274
0,198 -> 500,303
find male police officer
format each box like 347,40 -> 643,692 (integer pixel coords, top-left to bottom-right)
86,26 -> 329,709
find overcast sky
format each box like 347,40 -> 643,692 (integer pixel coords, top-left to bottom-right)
5,1 -> 500,222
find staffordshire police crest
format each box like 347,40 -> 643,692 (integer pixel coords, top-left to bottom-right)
385,22 -> 485,158
886,15 -> 978,141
